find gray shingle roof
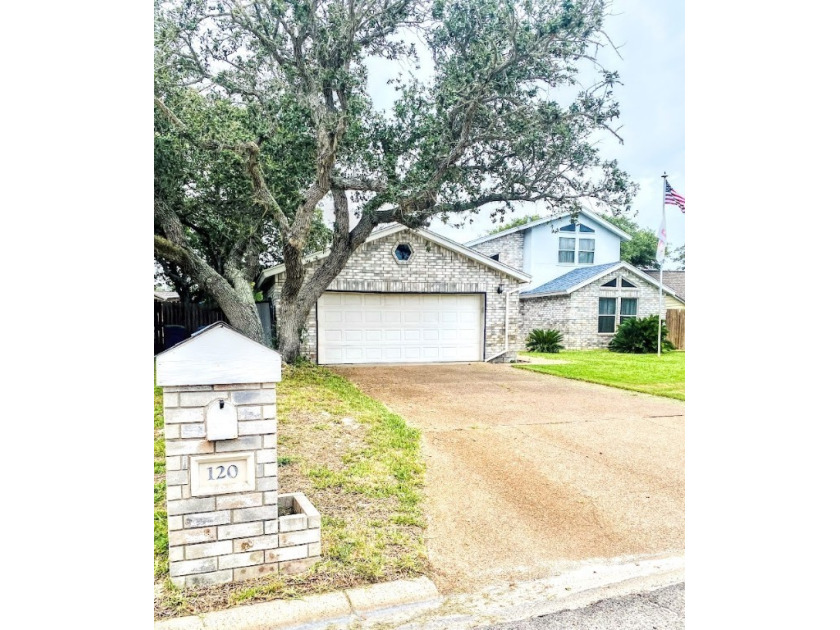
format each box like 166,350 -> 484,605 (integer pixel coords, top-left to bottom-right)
522,262 -> 622,295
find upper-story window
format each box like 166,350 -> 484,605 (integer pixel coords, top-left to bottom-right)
578,239 -> 595,264
558,238 -> 576,263
557,222 -> 596,265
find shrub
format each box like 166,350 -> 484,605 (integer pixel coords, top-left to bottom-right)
608,315 -> 674,353
526,329 -> 564,353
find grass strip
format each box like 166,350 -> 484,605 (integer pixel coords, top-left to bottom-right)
516,350 -> 685,401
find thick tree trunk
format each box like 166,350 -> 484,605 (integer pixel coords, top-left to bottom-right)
276,299 -> 311,363
219,297 -> 266,346
274,189 -> 378,363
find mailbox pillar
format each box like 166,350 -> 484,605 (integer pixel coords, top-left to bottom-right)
156,322 -> 320,588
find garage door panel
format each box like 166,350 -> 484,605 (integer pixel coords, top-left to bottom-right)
318,292 -> 483,364
345,348 -> 364,361
382,312 -> 401,324
440,329 -> 457,342
323,329 -> 343,342
441,347 -> 458,360
440,311 -> 458,324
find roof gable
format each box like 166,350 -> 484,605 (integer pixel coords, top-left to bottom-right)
521,261 -> 685,301
465,209 -> 632,247
257,224 -> 531,288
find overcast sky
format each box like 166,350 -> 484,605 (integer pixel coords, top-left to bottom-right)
363,0 -> 686,263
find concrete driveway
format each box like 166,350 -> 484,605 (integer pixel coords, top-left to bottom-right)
332,362 -> 685,594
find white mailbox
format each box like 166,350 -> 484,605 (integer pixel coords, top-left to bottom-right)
206,398 -> 238,441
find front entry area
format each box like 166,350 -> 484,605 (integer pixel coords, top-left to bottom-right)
317,292 -> 484,365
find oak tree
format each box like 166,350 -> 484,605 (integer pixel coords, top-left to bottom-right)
154,0 -> 636,361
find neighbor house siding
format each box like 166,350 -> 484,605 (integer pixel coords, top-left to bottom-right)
271,230 -> 523,362
519,268 -> 665,350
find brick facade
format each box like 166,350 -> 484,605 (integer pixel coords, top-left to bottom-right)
470,232 -> 525,271
519,267 -> 667,349
163,383 -> 321,587
268,229 -> 524,362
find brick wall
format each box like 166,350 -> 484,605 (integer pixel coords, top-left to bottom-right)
163,383 -> 320,587
519,267 -> 666,350
470,232 -> 525,271
271,230 -> 524,362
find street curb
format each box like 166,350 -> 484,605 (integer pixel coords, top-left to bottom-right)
154,577 -> 441,630
155,555 -> 683,630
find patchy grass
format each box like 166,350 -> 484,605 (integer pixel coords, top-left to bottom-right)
154,375 -> 168,581
517,350 -> 685,401
154,362 -> 428,620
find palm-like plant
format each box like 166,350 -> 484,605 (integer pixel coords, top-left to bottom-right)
525,329 -> 564,353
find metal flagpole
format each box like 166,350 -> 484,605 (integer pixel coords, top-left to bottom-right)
658,173 -> 667,357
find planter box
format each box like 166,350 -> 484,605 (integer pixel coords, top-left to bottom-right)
274,492 -> 321,572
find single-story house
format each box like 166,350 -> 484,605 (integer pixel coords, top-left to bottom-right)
518,261 -> 685,349
256,224 -> 530,364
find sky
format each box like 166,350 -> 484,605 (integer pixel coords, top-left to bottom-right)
365,0 -> 686,265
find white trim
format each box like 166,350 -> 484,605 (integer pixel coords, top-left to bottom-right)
465,209 -> 632,247
520,262 -> 685,302
256,224 -> 531,288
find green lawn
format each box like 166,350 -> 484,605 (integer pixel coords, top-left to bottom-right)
516,350 -> 685,401
154,362 -> 428,619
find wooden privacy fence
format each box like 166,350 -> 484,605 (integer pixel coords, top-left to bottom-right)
665,309 -> 685,350
154,301 -> 228,354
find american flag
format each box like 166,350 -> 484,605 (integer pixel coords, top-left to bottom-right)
665,180 -> 685,213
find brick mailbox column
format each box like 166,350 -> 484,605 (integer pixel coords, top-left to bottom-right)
156,322 -> 321,588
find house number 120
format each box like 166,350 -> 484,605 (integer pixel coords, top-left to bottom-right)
207,464 -> 239,480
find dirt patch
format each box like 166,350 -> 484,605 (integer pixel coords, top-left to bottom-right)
334,362 -> 685,594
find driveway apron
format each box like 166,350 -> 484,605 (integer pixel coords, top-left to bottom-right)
332,362 -> 685,594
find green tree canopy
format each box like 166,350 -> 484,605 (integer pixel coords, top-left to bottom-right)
602,215 -> 659,268
154,0 -> 637,360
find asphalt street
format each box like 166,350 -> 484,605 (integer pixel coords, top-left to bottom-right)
479,583 -> 685,630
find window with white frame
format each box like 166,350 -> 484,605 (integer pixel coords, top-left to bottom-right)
558,237 -> 576,263
578,238 -> 595,264
557,222 -> 596,264
598,277 -> 639,333
598,298 -> 616,332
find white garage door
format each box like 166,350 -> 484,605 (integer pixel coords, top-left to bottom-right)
317,292 -> 484,364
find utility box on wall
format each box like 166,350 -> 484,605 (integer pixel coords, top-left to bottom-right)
156,322 -> 321,588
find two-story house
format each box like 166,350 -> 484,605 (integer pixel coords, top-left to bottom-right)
466,210 -> 685,349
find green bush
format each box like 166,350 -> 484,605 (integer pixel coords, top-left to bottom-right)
608,315 -> 674,353
526,329 -> 564,353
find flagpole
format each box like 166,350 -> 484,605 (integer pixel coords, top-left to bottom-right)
658,173 -> 667,357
